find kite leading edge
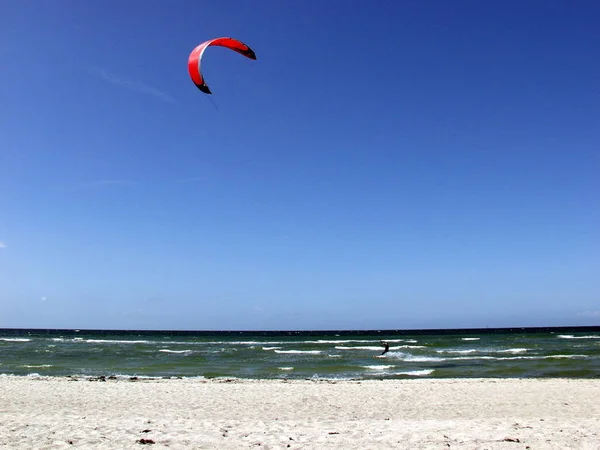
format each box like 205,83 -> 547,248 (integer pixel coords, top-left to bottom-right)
188,37 -> 257,95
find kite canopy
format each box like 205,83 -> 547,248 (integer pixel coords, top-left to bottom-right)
188,37 -> 257,94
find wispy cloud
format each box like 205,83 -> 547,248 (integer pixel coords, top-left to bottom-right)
577,310 -> 600,318
0,241 -> 6,249
87,66 -> 175,103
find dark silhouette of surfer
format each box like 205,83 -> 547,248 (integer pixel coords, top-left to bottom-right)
380,341 -> 390,355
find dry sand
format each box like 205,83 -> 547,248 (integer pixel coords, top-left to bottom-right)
1,376 -> 599,449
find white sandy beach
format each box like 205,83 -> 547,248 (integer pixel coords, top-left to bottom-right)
1,376 -> 599,449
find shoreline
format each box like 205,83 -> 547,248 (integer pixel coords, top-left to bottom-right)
1,377 -> 599,448
0,373 -> 600,382
2,373 -> 600,381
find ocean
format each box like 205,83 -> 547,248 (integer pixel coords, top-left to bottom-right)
1,327 -> 599,380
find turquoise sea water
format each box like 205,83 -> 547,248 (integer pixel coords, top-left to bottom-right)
1,327 -> 599,380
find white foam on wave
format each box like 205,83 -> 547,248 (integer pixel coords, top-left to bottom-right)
274,350 -> 322,355
450,354 -> 588,361
453,356 -> 496,360
203,340 -> 339,346
462,337 -> 480,341
262,347 -> 281,351
0,338 -> 31,342
159,349 -> 192,354
0,373 -> 43,378
203,340 -> 292,345
386,352 -> 445,362
403,355 -> 445,362
438,347 -> 528,355
315,339 -> 409,344
397,369 -> 434,376
437,349 -> 478,354
278,367 -> 294,371
336,345 -> 426,351
504,354 -> 586,360
362,365 -> 395,370
558,335 -> 600,340
81,339 -> 153,345
21,364 -> 53,368
335,346 -> 383,351
498,348 -> 528,354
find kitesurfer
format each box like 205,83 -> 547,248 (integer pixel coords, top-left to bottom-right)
380,341 -> 390,355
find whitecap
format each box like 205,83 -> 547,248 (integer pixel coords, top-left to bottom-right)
362,365 -> 395,370
453,356 -> 497,360
83,339 -> 152,344
335,346 -> 382,351
403,355 -> 445,362
558,335 -> 600,339
498,348 -> 528,354
436,349 -> 478,354
274,350 -> 322,354
397,369 -> 434,376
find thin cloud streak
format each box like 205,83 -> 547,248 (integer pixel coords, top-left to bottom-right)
87,66 -> 175,103
577,311 -> 600,318
0,241 -> 6,249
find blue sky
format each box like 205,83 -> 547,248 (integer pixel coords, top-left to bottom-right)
1,0 -> 599,331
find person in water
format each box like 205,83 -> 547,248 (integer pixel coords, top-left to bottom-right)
380,341 -> 390,355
